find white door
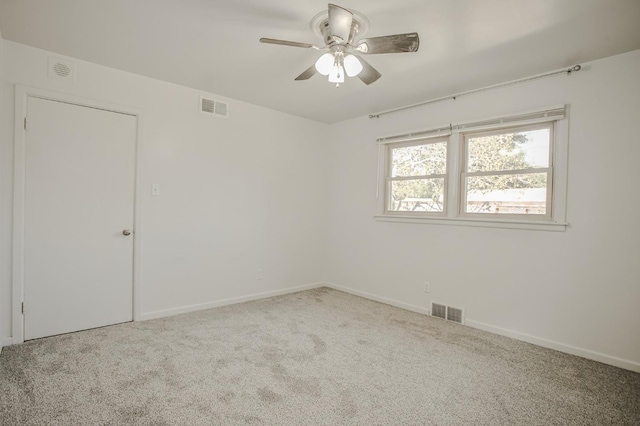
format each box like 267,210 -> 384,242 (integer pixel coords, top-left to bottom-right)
24,97 -> 137,340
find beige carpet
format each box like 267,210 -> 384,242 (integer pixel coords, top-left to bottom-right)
1,287 -> 639,425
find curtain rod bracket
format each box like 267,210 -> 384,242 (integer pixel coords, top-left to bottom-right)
567,65 -> 582,75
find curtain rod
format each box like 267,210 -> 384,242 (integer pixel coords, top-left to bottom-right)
369,65 -> 582,119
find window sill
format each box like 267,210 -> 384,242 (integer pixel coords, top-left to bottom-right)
373,215 -> 568,232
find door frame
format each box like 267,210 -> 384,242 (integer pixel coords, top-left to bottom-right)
12,85 -> 144,344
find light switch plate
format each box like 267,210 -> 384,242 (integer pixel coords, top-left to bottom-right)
151,184 -> 160,196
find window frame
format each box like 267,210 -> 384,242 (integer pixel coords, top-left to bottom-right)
375,106 -> 569,231
459,122 -> 554,221
384,137 -> 449,217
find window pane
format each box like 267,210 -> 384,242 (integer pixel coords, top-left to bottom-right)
465,173 -> 547,215
389,178 -> 445,212
391,141 -> 447,177
467,128 -> 550,172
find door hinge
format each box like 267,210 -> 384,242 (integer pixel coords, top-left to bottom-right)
24,117 -> 27,130
22,302 -> 25,314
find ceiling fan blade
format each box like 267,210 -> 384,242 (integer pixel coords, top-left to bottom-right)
295,64 -> 318,81
355,33 -> 420,54
328,3 -> 353,43
354,55 -> 381,85
260,38 -> 322,50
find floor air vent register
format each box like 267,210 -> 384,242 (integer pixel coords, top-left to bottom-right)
431,302 -> 465,324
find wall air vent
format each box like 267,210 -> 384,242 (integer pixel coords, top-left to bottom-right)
48,56 -> 76,83
431,302 -> 465,324
431,303 -> 446,320
200,96 -> 228,118
446,306 -> 464,324
53,62 -> 71,77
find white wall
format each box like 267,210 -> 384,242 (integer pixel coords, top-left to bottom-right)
325,50 -> 640,371
2,38 -> 638,372
0,40 -> 328,338
0,29 -> 4,348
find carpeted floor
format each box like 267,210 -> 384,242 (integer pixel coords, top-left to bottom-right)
1,287 -> 639,425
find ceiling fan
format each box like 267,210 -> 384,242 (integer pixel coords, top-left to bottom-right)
260,3 -> 419,86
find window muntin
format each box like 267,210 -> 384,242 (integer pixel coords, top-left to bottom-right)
386,139 -> 447,214
461,124 -> 553,217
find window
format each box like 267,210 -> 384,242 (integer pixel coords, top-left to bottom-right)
386,138 -> 448,214
461,124 -> 552,218
376,106 -> 569,231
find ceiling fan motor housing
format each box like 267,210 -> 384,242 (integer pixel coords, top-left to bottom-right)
319,17 -> 363,46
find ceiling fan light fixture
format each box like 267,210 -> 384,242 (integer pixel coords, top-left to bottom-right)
261,3 -> 419,86
315,53 -> 335,75
344,54 -> 363,77
328,64 -> 345,83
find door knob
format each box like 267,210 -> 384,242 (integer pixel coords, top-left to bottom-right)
122,229 -> 132,236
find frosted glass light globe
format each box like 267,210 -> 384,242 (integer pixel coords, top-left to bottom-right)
344,55 -> 363,77
315,53 -> 335,76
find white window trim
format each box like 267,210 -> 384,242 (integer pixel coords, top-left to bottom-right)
384,137 -> 449,217
375,105 -> 569,231
460,122 -> 554,220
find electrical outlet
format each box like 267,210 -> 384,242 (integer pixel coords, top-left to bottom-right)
256,269 -> 263,280
424,281 -> 430,293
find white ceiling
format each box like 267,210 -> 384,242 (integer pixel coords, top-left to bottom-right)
1,0 -> 639,123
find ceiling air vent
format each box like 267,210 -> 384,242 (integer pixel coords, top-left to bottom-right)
200,96 -> 228,118
431,302 -> 465,325
48,56 -> 76,82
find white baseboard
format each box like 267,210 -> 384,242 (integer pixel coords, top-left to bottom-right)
465,320 -> 640,373
324,282 -> 430,316
139,282 -> 325,321
324,282 -> 639,373
1,337 -> 13,352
